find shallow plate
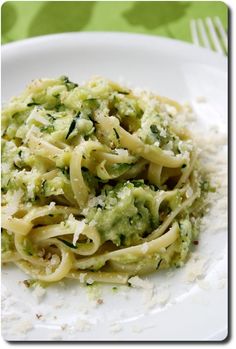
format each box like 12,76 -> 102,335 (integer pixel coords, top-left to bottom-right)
1,33 -> 228,341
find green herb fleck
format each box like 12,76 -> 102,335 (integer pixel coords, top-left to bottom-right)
58,238 -> 77,249
40,124 -> 55,133
201,180 -> 216,193
66,120 -> 76,139
41,180 -> 47,194
113,128 -> 120,140
150,124 -> 160,134
60,75 -> 78,91
47,113 -> 56,121
65,112 -> 81,140
132,179 -> 144,187
27,101 -> 40,107
110,163 -> 131,175
23,279 -> 37,288
117,90 -> 130,95
156,259 -> 163,270
23,240 -> 34,256
58,166 -> 70,179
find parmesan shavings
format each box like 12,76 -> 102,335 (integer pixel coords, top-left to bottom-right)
26,107 -> 50,126
74,319 -> 92,331
140,242 -> 149,254
66,214 -> 86,246
32,284 -> 46,303
109,323 -> 122,333
14,320 -> 33,334
128,276 -> 153,290
3,189 -> 24,216
79,273 -> 87,283
185,253 -> 209,282
48,201 -> 56,209
73,220 -> 86,246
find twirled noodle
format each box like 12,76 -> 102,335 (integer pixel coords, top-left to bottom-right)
31,224 -> 101,256
15,238 -> 74,282
27,133 -> 64,161
74,222 -> 179,271
70,141 -> 103,208
1,76 -> 209,285
96,115 -> 187,168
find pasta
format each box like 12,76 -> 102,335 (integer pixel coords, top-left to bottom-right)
1,76 -> 211,285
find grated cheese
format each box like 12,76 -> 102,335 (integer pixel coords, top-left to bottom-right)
72,219 -> 86,246
48,201 -> 56,209
109,323 -> 122,333
32,284 -> 46,303
185,253 -> 209,282
140,242 -> 149,254
26,107 -> 50,126
74,319 -> 92,331
128,276 -> 153,290
14,320 -> 33,334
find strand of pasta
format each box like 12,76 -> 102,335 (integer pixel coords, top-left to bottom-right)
176,151 -> 198,189
1,205 -> 80,236
156,95 -> 182,112
109,258 -> 158,275
15,238 -> 74,282
161,167 -> 182,185
95,160 -> 131,180
155,188 -> 186,215
14,234 -> 47,266
109,237 -> 180,275
23,205 -> 80,223
119,159 -> 148,180
70,141 -> 103,208
27,133 -> 65,161
148,162 -> 162,187
2,251 -> 21,263
1,215 -> 33,236
74,222 -> 179,270
30,223 -> 101,256
96,115 -> 186,168
41,170 -> 79,206
67,270 -> 129,284
144,190 -> 198,242
118,126 -> 185,168
94,150 -> 137,164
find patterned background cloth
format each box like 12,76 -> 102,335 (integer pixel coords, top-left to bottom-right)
2,1 -> 227,45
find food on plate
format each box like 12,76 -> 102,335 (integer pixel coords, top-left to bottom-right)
1,76 -> 211,284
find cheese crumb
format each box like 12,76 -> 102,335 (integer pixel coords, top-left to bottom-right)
185,253 -> 209,282
14,320 -> 33,334
32,284 -> 46,303
128,276 -> 153,289
72,219 -> 86,246
48,201 -> 56,209
155,289 -> 170,305
141,242 -> 149,254
78,273 -> 87,283
109,323 -> 122,333
196,96 -> 207,103
197,279 -> 211,290
86,278 -> 94,285
74,319 -> 92,331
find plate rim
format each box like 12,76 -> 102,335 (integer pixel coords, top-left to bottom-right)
2,31 -> 227,65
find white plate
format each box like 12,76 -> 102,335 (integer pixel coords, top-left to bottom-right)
1,33 -> 228,341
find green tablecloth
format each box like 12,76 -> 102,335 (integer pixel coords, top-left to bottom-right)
2,1 -> 228,45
